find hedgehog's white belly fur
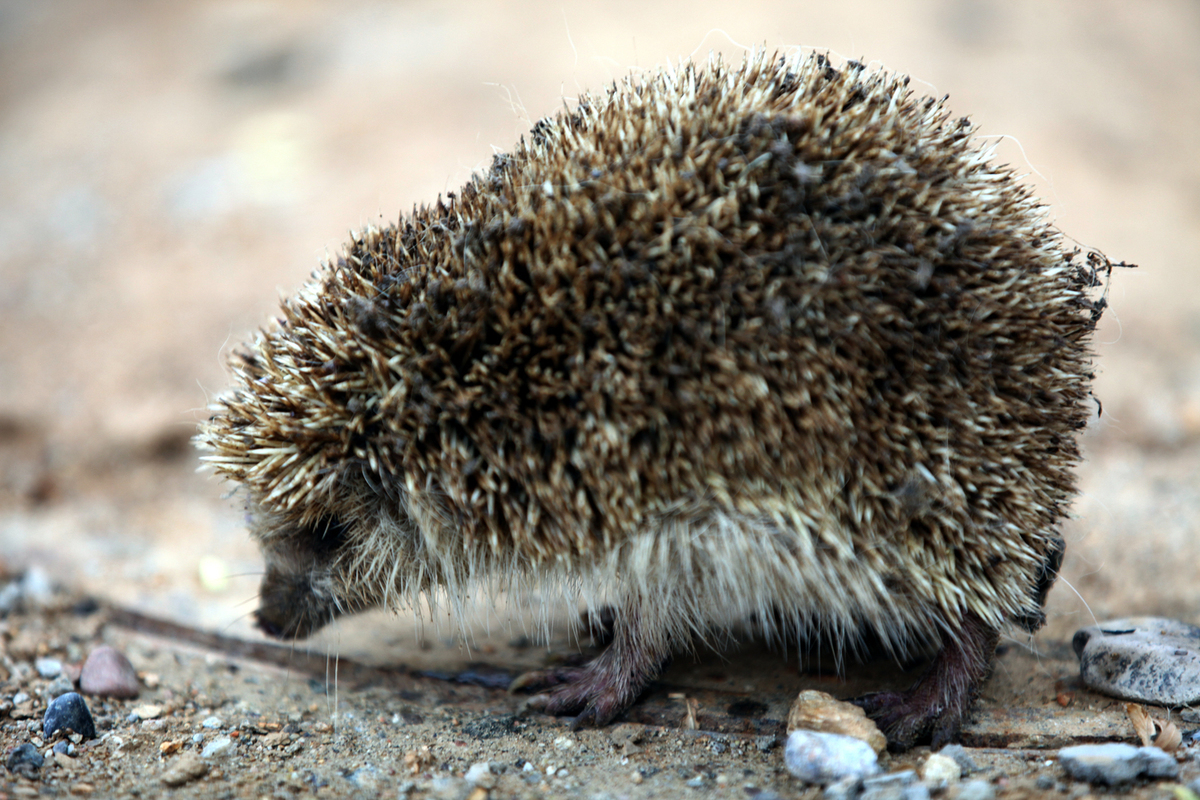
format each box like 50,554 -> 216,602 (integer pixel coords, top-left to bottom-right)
360,495 -> 1022,660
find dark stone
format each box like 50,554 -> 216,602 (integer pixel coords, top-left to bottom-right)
43,692 -> 97,740
5,743 -> 44,778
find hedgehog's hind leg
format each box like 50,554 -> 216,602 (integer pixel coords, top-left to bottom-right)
510,607 -> 669,728
851,611 -> 999,750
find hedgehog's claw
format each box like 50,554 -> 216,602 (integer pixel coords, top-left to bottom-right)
850,612 -> 1000,751
511,609 -> 668,727
513,666 -> 633,726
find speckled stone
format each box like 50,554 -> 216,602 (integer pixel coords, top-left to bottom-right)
79,646 -> 140,699
1073,617 -> 1200,705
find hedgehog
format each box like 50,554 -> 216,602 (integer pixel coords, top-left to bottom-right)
197,50 -> 1120,749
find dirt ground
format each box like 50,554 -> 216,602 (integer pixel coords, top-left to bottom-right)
2,1 -> 1200,798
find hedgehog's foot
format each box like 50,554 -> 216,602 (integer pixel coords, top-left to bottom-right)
851,612 -> 999,751
511,610 -> 668,728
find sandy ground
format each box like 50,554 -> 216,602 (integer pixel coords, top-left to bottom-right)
1,1 -> 1199,797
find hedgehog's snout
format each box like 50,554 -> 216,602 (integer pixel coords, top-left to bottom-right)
254,565 -> 339,640
253,515 -> 354,640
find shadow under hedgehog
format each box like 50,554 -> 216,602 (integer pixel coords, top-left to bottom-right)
197,49 -> 1124,750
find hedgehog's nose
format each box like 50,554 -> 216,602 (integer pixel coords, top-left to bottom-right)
254,612 -> 285,639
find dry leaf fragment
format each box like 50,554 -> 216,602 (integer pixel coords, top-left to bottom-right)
1155,719 -> 1182,753
1124,702 -> 1182,752
683,697 -> 699,730
1125,703 -> 1155,746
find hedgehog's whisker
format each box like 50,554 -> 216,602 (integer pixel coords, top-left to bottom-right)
1054,574 -> 1098,628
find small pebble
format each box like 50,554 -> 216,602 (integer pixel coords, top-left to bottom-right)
920,753 -> 961,789
12,692 -> 30,705
201,736 -> 235,759
859,770 -> 930,800
201,716 -> 224,729
46,675 -> 75,699
130,703 -> 163,720
160,752 -> 208,787
192,733 -> 204,744
52,741 -> 70,755
348,765 -> 382,791
686,775 -> 706,788
5,742 -> 44,778
43,692 -> 96,740
35,658 -> 63,679
756,734 -> 778,752
785,730 -> 881,784
954,779 -> 995,800
465,761 -> 496,788
1057,743 -> 1179,785
824,777 -> 862,800
0,581 -> 21,614
938,744 -> 978,775
79,646 -> 140,698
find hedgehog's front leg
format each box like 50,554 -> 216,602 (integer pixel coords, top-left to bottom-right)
511,606 -> 670,728
851,612 -> 999,750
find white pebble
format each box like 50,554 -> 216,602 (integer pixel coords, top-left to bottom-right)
920,752 -> 962,789
35,658 -> 63,679
200,716 -> 224,729
201,736 -> 235,759
955,779 -> 995,800
784,730 -> 880,784
464,761 -> 495,788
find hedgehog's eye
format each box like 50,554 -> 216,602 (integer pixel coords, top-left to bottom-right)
304,515 -> 351,556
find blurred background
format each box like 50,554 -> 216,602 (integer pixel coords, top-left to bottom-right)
0,0 -> 1197,654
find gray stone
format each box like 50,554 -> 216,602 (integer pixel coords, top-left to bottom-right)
1138,745 -> 1178,779
35,658 -> 62,678
756,734 -> 779,752
860,770 -> 930,800
954,780 -> 995,800
5,743 -> 44,778
823,777 -> 862,800
1073,617 -> 1200,705
785,730 -> 881,785
1057,743 -> 1178,785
